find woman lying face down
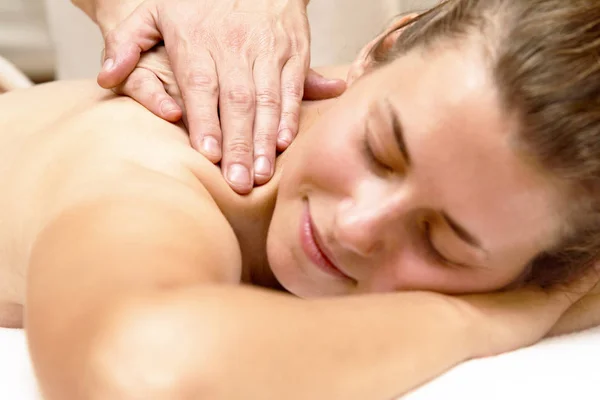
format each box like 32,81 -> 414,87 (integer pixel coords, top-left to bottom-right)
269,0 -> 600,297
0,0 -> 598,399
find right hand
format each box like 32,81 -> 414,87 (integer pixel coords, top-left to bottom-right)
454,266 -> 600,359
96,0 -> 346,193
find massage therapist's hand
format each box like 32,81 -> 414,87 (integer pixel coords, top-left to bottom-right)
94,0 -> 346,194
455,267 -> 600,359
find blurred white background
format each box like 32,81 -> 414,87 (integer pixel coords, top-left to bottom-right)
0,0 -> 438,82
0,0 -> 53,81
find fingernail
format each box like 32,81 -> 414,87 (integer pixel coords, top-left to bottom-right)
227,163 -> 250,187
102,58 -> 114,72
201,136 -> 221,157
160,100 -> 178,116
278,129 -> 293,147
254,156 -> 272,178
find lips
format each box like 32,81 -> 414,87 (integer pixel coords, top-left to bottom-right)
300,203 -> 350,280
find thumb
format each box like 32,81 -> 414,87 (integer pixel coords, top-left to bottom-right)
97,2 -> 163,89
302,68 -> 347,100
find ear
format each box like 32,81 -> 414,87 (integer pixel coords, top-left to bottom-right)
347,13 -> 418,85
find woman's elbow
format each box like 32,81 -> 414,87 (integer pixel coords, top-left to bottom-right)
85,292 -> 241,400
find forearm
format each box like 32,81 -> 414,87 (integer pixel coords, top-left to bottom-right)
549,290 -> 600,337
74,0 -> 311,34
71,0 -> 144,33
70,286 -> 472,400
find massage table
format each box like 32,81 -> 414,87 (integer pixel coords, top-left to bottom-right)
2,326 -> 599,399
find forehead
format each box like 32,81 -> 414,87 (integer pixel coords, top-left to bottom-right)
376,47 -> 562,256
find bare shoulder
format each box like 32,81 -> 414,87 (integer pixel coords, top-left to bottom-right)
25,81 -> 245,287
26,160 -> 244,332
0,81 -> 242,315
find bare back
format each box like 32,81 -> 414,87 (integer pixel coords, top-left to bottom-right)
0,81 -> 246,326
0,71 -> 339,329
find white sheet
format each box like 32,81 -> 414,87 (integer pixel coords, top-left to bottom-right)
2,326 -> 599,399
0,328 -> 39,400
404,325 -> 600,399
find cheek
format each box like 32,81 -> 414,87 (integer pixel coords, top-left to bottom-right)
294,129 -> 364,192
367,253 -> 522,294
266,200 -> 302,287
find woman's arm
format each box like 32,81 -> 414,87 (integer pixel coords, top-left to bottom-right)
26,164 -> 591,400
90,286 -> 470,400
25,164 -> 472,400
549,283 -> 600,336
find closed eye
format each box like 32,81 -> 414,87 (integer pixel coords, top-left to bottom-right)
422,220 -> 466,268
423,221 -> 474,269
362,136 -> 393,175
422,221 -> 447,263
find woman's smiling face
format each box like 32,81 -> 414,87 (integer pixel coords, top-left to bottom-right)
267,45 -> 564,298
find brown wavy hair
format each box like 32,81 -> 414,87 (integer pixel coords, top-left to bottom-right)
372,0 -> 600,287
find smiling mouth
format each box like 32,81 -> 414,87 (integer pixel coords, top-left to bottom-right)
300,203 -> 351,280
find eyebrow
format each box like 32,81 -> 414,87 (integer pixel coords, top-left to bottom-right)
441,211 -> 483,249
385,99 -> 411,165
382,100 -> 483,252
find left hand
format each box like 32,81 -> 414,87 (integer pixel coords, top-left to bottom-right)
96,0 -> 346,193
105,44 -> 346,173
108,46 -> 183,120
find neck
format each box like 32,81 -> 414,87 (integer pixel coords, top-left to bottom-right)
227,97 -> 339,289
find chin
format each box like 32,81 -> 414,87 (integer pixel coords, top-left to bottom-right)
266,237 -> 310,298
268,243 -> 354,299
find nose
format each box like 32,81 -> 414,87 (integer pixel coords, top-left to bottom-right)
333,195 -> 399,257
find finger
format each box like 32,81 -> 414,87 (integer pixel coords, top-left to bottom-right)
303,68 -> 347,101
98,3 -> 162,89
547,263 -> 600,304
252,58 -> 282,185
115,67 -> 182,122
277,56 -> 307,152
219,63 -> 256,194
506,263 -> 600,320
169,48 -> 222,163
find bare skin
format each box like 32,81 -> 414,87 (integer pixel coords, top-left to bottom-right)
0,77 -> 329,323
0,53 -> 598,399
0,76 -> 475,400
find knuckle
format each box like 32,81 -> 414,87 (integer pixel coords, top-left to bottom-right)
282,79 -> 304,100
104,30 -> 118,47
185,71 -> 219,96
253,131 -> 277,148
193,109 -> 221,131
256,31 -> 277,53
255,88 -> 281,111
199,123 -> 222,136
295,37 -> 310,56
225,137 -> 252,157
281,109 -> 300,128
149,90 -> 165,106
128,71 -> 153,93
223,26 -> 249,52
224,86 -> 255,113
